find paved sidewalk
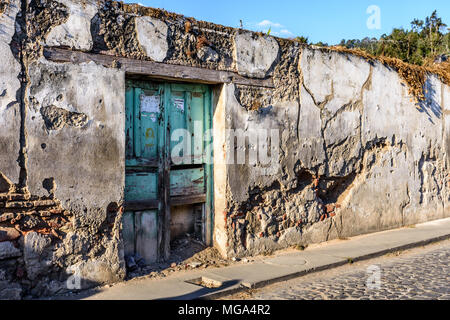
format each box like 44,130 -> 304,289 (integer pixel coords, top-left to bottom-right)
72,218 -> 450,300
223,240 -> 450,300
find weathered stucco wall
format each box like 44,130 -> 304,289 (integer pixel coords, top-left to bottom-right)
0,0 -> 21,188
1,0 -> 126,299
0,0 -> 449,298
222,49 -> 449,258
26,59 -> 125,226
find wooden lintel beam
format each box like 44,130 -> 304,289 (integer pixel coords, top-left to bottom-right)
43,48 -> 274,88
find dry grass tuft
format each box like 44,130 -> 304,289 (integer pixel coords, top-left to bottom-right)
184,20 -> 192,33
0,0 -> 9,15
122,3 -> 184,21
423,58 -> 450,86
328,46 -> 450,103
118,2 -> 450,105
196,35 -> 211,50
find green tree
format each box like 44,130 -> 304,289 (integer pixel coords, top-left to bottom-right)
336,11 -> 449,66
294,36 -> 309,44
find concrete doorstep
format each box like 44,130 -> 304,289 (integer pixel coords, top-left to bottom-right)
75,218 -> 450,300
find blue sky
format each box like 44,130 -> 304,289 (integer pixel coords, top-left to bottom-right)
123,0 -> 449,45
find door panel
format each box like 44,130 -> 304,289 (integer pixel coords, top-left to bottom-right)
170,168 -> 205,197
122,210 -> 158,265
169,90 -> 189,164
140,89 -> 162,161
125,172 -> 158,201
133,88 -> 142,159
191,92 -> 205,164
125,80 -> 212,264
135,211 -> 158,264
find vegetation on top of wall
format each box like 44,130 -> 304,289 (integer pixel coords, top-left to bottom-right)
339,11 -> 449,67
122,2 -> 184,21
327,46 -> 450,103
332,11 -> 449,102
122,1 -> 236,34
119,1 -> 448,102
293,11 -> 449,103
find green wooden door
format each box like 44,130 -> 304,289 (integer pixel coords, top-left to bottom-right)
124,80 -> 213,264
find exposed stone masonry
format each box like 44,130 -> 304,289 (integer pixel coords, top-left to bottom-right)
0,184 -> 72,299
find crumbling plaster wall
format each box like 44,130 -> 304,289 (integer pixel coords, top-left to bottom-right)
26,59 -> 125,229
0,0 -> 448,298
222,48 -> 449,258
0,0 -> 21,187
1,0 -> 126,299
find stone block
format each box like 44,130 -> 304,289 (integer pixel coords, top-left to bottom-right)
45,0 -> 98,51
233,31 -> 279,78
135,16 -> 169,62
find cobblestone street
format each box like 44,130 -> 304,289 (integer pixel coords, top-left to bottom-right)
223,240 -> 450,300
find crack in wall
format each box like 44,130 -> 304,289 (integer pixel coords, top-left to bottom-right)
320,66 -> 373,177
322,65 -> 373,133
401,183 -> 411,226
226,134 -> 412,256
9,0 -> 70,191
12,0 -> 29,191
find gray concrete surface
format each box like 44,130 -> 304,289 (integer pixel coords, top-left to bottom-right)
224,239 -> 450,300
60,217 -> 450,300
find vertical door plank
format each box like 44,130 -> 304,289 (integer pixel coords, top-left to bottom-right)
162,83 -> 172,261
140,89 -> 161,161
122,211 -> 135,258
191,91 -> 205,165
133,88 -> 142,158
157,83 -> 171,261
169,90 -> 189,165
125,86 -> 134,163
204,88 -> 214,246
135,211 -> 158,264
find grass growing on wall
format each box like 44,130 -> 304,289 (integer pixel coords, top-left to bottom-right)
328,46 -> 449,103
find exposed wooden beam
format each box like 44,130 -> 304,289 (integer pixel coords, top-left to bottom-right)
43,47 -> 274,88
124,194 -> 207,212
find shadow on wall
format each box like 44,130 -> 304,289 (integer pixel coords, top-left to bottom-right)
417,81 -> 442,124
